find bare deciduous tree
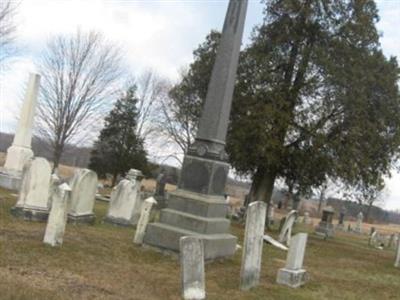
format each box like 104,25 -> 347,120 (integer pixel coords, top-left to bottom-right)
0,0 -> 18,66
36,30 -> 125,170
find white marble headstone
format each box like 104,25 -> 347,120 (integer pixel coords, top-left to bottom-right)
133,197 -> 157,244
240,201 -> 266,291
279,210 -> 298,246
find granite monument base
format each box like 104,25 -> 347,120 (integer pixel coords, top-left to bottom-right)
0,168 -> 22,191
103,215 -> 135,227
315,221 -> 335,237
68,213 -> 96,225
11,205 -> 49,222
276,268 -> 308,288
143,189 -> 237,260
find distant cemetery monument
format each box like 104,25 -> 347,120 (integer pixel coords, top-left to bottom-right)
143,0 -> 249,260
0,73 -> 41,191
315,206 -> 335,238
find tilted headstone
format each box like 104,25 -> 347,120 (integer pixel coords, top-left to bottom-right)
11,157 -> 52,221
240,201 -> 267,291
133,197 -> 157,244
277,233 -> 309,288
43,183 -> 71,246
354,212 -> 363,234
278,210 -> 298,246
263,234 -> 288,251
68,169 -> 97,223
180,236 -> 206,300
395,236 -> 400,268
105,169 -> 143,226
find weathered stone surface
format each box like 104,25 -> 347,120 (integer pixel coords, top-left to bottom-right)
263,234 -> 288,251
180,236 -> 205,300
143,190 -> 237,260
395,236 -> 400,268
303,212 -> 312,225
354,212 -> 363,234
105,171 -> 143,226
240,201 -> 266,291
278,210 -> 298,246
68,169 -> 97,223
315,206 -> 335,238
43,183 -> 71,246
277,233 -> 309,288
133,197 -> 157,244
11,157 -> 52,221
4,73 -> 41,173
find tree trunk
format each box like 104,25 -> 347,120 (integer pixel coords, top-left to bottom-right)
52,144 -> 63,172
252,168 -> 277,228
366,203 -> 373,223
111,172 -> 119,187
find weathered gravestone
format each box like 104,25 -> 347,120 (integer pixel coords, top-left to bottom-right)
43,183 -> 71,246
240,201 -> 266,291
143,0 -> 248,260
395,236 -> 400,268
303,211 -> 312,225
0,73 -> 41,191
105,169 -> 143,226
278,210 -> 298,246
315,206 -> 335,238
180,236 -> 206,300
354,212 -> 364,234
11,157 -> 52,221
337,207 -> 346,230
133,197 -> 158,245
277,233 -> 309,288
369,230 -> 378,247
68,169 -> 97,223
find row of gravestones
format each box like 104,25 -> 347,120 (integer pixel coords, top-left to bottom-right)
11,156 -> 149,227
179,206 -> 308,300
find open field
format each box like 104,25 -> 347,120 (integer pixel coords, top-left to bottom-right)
1,187 -> 399,300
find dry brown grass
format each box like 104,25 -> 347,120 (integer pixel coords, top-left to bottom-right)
1,187 -> 399,300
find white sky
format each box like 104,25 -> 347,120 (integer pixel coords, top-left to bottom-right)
0,0 -> 399,210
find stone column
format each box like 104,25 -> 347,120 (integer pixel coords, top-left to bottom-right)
43,183 -> 71,246
354,212 -> 363,234
4,73 -> 41,173
143,0 -> 248,260
180,236 -> 206,300
240,201 -> 266,291
133,197 -> 157,244
277,233 -> 309,288
395,236 -> 400,268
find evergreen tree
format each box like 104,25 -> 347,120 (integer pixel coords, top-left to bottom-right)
167,0 -> 400,208
89,85 -> 148,185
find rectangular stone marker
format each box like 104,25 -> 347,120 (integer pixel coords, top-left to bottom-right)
395,236 -> 400,268
240,201 -> 267,291
133,197 -> 157,245
43,183 -> 71,246
277,233 -> 309,288
180,236 -> 205,300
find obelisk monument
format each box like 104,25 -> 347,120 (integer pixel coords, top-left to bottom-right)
144,0 -> 248,260
0,73 -> 40,190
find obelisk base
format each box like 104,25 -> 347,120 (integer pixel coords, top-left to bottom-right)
4,145 -> 34,172
143,189 -> 237,260
0,168 -> 23,191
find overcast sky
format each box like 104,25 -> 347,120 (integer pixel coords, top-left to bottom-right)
0,0 -> 399,210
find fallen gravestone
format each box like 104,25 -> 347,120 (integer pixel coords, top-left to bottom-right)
240,201 -> 266,291
276,233 -> 309,288
263,234 -> 288,251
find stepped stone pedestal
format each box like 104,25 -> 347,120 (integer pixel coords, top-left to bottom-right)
143,189 -> 237,260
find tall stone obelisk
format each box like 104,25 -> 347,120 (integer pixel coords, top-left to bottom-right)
0,73 -> 40,190
144,0 -> 248,260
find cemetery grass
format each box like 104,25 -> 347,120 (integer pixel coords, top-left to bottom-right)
0,188 -> 399,300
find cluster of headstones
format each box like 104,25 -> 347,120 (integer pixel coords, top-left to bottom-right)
11,156 -> 159,247
179,205 -> 308,300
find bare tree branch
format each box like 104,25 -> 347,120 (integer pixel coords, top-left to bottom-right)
0,0 -> 18,68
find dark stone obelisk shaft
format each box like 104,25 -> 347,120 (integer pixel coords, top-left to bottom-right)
179,0 -> 248,196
